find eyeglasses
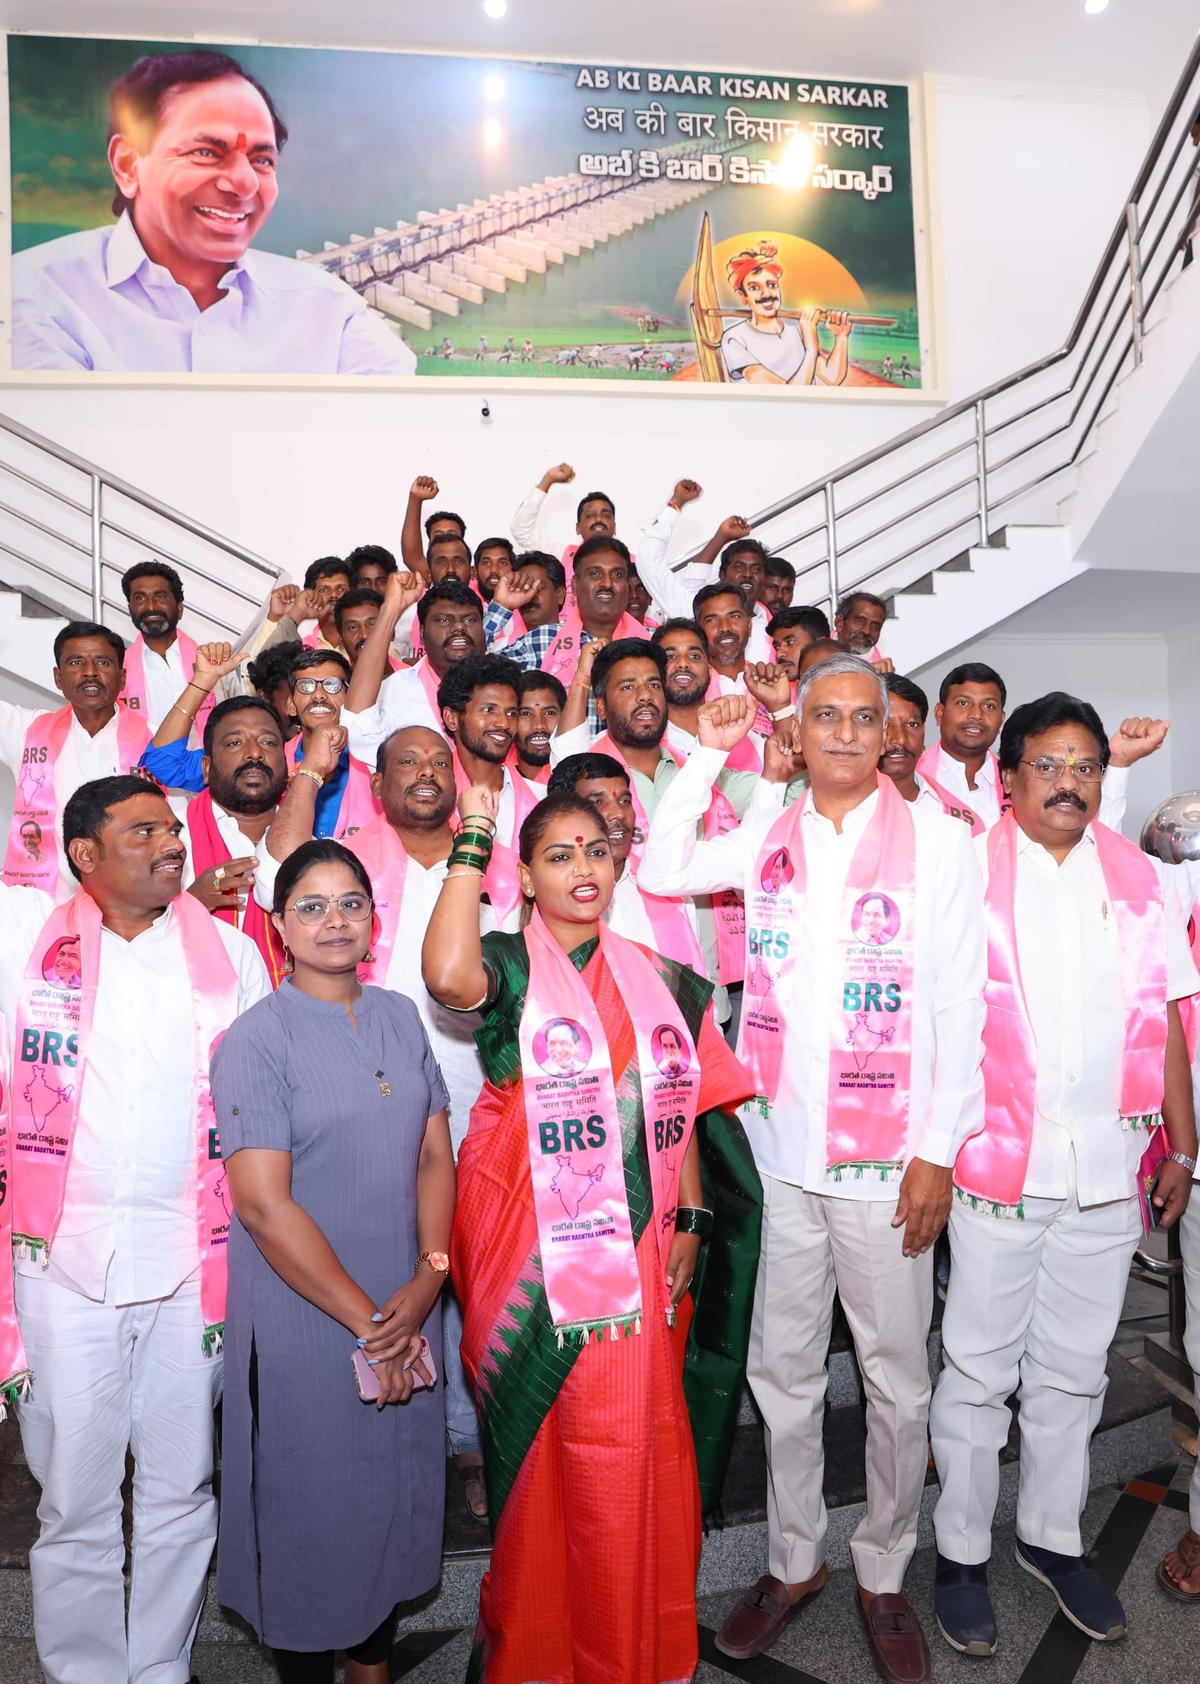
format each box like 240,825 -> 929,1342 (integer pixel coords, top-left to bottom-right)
1020,756 -> 1105,783
292,677 -> 347,696
286,893 -> 373,925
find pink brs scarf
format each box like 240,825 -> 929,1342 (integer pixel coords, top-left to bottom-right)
7,889 -> 240,1353
541,604 -> 645,686
954,813 -> 1168,1213
3,704 -> 151,894
520,911 -> 699,1341
0,1016 -> 31,1417
738,773 -> 916,1181
914,745 -> 1006,837
124,632 -> 215,738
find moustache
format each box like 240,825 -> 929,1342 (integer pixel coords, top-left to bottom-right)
234,760 -> 273,779
1044,791 -> 1087,811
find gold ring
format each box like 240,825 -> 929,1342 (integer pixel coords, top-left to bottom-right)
212,866 -> 226,886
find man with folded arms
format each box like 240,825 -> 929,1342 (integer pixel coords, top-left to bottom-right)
930,692 -> 1197,1655
640,655 -> 986,1683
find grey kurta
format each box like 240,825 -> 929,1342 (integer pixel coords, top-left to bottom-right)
211,980 -> 449,1652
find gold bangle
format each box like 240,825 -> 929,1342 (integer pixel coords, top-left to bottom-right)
174,702 -> 197,719
446,866 -> 485,880
292,767 -> 324,790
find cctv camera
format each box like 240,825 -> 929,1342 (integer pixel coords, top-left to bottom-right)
481,398 -> 492,420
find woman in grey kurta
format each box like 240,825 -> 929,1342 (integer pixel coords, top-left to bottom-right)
211,839 -> 455,1682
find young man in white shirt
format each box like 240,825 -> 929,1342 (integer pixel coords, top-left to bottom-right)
639,656 -> 986,1684
930,691 -> 1198,1656
0,775 -> 269,1684
119,561 -> 209,732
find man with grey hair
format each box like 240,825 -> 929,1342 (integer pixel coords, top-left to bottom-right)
640,652 -> 986,1684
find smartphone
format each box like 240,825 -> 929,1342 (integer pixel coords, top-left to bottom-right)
352,1338 -> 437,1402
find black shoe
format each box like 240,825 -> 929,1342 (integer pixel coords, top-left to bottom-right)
1014,1539 -> 1127,1640
934,1553 -> 997,1657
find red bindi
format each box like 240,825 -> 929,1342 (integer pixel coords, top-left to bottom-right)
575,835 -> 585,844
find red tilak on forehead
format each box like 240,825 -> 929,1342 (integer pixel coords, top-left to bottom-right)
234,132 -> 248,153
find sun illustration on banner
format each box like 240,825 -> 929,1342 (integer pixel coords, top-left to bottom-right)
675,229 -> 868,317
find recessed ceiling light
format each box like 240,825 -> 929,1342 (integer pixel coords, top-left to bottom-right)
483,0 -> 507,17
1084,0 -> 1109,13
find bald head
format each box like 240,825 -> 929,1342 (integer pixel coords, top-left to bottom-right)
373,726 -> 457,830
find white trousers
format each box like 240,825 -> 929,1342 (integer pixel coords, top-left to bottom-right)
1179,1192 -> 1200,1532
15,1271 -> 222,1684
931,1184 -> 1141,1563
747,1177 -> 934,1593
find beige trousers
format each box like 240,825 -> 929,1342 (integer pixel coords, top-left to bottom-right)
747,1176 -> 935,1593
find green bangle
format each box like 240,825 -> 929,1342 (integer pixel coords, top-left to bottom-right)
457,831 -> 496,851
675,1206 -> 713,1238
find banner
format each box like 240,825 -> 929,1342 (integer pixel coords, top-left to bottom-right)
8,35 -> 931,392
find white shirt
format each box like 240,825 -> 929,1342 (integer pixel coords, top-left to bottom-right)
132,636 -> 189,735
13,211 -> 418,376
640,749 -> 987,1197
0,886 -> 270,1304
342,666 -> 444,768
0,703 -> 139,900
636,504 -> 772,659
922,742 -> 1130,834
722,318 -> 811,383
606,864 -> 700,955
977,827 -> 1197,1206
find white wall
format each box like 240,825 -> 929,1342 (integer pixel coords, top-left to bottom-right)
0,75 -> 1151,578
1166,625 -> 1200,799
913,630 -> 1174,838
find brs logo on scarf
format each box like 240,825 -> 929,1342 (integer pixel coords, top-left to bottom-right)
538,1114 -> 607,1154
841,981 -> 902,1012
748,926 -> 790,959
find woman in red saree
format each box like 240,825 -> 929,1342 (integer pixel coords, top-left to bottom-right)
423,788 -> 752,1684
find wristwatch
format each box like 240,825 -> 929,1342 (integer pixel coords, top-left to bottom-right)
1168,1151 -> 1198,1173
416,1250 -> 450,1274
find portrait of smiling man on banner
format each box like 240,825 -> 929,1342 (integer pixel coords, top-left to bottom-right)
12,48 -> 417,376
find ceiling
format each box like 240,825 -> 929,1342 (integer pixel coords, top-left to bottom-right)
5,0 -> 1196,102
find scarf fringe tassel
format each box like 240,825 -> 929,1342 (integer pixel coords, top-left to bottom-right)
11,1235 -> 48,1266
201,1323 -> 224,1358
955,1186 -> 1026,1221
0,1371 -> 32,1421
1121,1113 -> 1161,1133
554,1313 -> 642,1350
827,1159 -> 905,1185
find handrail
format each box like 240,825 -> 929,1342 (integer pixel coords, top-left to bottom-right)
673,32 -> 1200,613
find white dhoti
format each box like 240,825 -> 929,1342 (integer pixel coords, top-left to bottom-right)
931,1178 -> 1141,1563
747,1175 -> 935,1592
15,1271 -> 222,1684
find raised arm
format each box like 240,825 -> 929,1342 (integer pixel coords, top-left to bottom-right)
150,642 -> 250,747
513,462 -> 575,548
346,570 -> 424,716
422,784 -> 499,1009
261,724 -> 346,864
402,476 -> 440,580
556,635 -> 604,738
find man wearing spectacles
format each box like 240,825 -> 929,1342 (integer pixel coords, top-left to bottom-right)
281,649 -> 380,841
930,691 -> 1198,1657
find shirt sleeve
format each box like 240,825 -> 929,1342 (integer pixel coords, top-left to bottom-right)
634,506 -> 694,621
211,1003 -> 293,1156
548,720 -> 591,766
337,306 -> 418,376
639,745 -> 770,897
140,740 -> 206,792
912,818 -> 987,1168
720,326 -> 753,381
497,629 -> 542,672
511,486 -> 546,550
1097,766 -> 1129,833
483,601 -> 515,650
0,700 -> 40,772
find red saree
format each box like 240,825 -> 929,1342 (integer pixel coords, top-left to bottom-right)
453,934 -> 750,1684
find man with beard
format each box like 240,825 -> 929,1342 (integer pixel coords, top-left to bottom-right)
251,723 -> 516,1522
631,482 -> 773,659
761,557 -> 797,617
182,695 -> 290,984
515,671 -> 565,783
769,607 -> 832,681
332,587 -> 385,667
427,534 -> 475,590
930,693 -> 1197,1657
119,560 -> 219,734
878,675 -> 946,813
298,556 -> 352,654
834,591 -> 892,671
473,537 -> 517,602
693,585 -> 781,767
346,543 -> 398,593
437,656 -> 542,891
0,776 -> 268,1684
484,551 -> 568,654
344,576 -> 485,762
652,619 -> 713,752
0,621 -> 152,898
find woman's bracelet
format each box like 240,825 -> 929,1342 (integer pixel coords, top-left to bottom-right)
449,840 -> 494,871
446,865 -> 485,881
460,814 -> 496,834
675,1206 -> 714,1238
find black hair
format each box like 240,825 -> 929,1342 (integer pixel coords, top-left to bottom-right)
692,581 -> 746,619
333,587 -> 383,635
120,559 -> 184,604
575,491 -> 616,523
416,579 -> 482,628
107,50 -> 288,216
884,672 -> 929,724
428,531 -> 471,556
303,555 -> 349,591
247,638 -> 303,698
767,605 -> 831,640
63,773 -> 165,882
798,636 -> 843,668
547,752 -> 628,796
590,636 -> 665,699
202,694 -> 284,758
836,590 -> 888,620
436,653 -> 522,715
272,838 -> 373,919
54,620 -> 125,667
424,509 -> 466,540
651,616 -> 706,649
345,543 -> 397,580
474,536 -> 516,567
572,534 -> 631,573
518,791 -> 607,865
998,692 -> 1109,774
517,669 -> 567,707
940,661 -> 1008,709
763,556 -> 797,583
287,646 -> 352,685
514,549 -> 567,591
718,536 -> 770,571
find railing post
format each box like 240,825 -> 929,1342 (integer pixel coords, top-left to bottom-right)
1125,201 -> 1145,368
89,473 -> 103,620
974,397 -> 990,547
823,482 -> 840,618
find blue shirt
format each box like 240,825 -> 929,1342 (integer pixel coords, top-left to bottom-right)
13,212 -> 418,375
139,738 -> 351,838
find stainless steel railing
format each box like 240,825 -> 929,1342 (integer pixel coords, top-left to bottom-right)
0,411 -> 282,641
676,34 -> 1200,615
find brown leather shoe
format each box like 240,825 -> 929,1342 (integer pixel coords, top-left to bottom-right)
858,1591 -> 932,1684
715,1568 -> 828,1660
